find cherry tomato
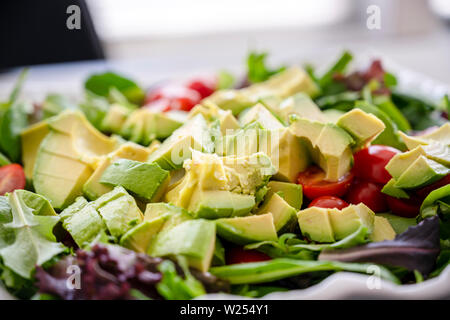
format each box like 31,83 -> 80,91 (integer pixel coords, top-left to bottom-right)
186,77 -> 217,99
309,196 -> 349,210
226,247 -> 271,265
414,174 -> 450,200
297,166 -> 354,199
386,196 -> 421,218
345,180 -> 388,213
353,145 -> 401,184
0,164 -> 26,195
144,84 -> 201,112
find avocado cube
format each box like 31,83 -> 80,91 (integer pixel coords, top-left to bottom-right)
394,156 -> 450,189
328,203 -> 374,240
256,193 -> 297,233
100,159 -> 170,201
120,216 -> 166,253
369,216 -> 396,242
238,103 -> 284,130
21,121 -> 50,179
267,181 -> 303,209
148,219 -> 216,272
297,207 -> 334,243
381,178 -> 410,199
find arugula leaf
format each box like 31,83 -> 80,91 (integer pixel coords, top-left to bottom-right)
210,258 -> 399,285
318,51 -> 353,88
0,191 -> 65,279
0,101 -> 30,162
156,259 -> 206,300
318,216 -> 441,276
246,52 -> 286,83
85,71 -> 145,105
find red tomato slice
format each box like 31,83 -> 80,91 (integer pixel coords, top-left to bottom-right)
345,180 -> 388,213
386,196 -> 421,218
186,77 -> 217,99
226,247 -> 271,265
144,84 -> 201,112
297,166 -> 354,200
414,174 -> 450,200
0,164 -> 26,195
308,196 -> 349,210
353,145 -> 401,184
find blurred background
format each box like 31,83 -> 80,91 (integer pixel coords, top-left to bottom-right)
0,0 -> 449,99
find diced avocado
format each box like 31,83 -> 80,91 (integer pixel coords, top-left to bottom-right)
377,213 -> 417,234
267,181 -> 303,210
101,104 -> 132,133
381,178 -> 410,199
83,142 -> 152,200
187,189 -> 255,219
20,121 -> 50,178
204,90 -> 255,115
394,156 -> 450,189
61,201 -> 108,248
369,216 -> 396,242
216,212 -> 278,245
33,111 -> 119,209
238,103 -> 284,129
322,109 -> 345,123
290,118 -> 354,181
336,108 -> 385,149
143,202 -> 191,229
421,143 -> 450,166
276,93 -> 326,124
260,128 -> 310,182
215,122 -> 262,157
328,203 -> 375,240
297,207 -> 334,243
92,186 -> 143,238
148,219 -> 216,272
256,193 -> 297,233
119,216 -> 166,253
147,114 -> 214,170
100,159 -> 170,202
398,131 -> 428,150
190,102 -> 240,134
243,67 -> 319,101
400,123 -> 450,149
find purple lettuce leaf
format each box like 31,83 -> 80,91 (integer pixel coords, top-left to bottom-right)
318,216 -> 440,276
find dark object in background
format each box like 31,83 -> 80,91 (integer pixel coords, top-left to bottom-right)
0,0 -> 104,70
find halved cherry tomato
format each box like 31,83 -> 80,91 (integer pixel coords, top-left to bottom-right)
345,180 -> 388,213
353,145 -> 401,184
144,84 -> 201,112
309,196 -> 349,210
414,174 -> 450,200
226,247 -> 271,265
386,196 -> 421,218
297,166 -> 354,199
186,77 -> 217,99
0,164 -> 26,195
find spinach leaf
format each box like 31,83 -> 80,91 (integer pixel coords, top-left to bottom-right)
318,216 -> 441,276
246,52 -> 286,83
0,101 -> 30,162
85,71 -> 145,105
210,258 -> 399,285
0,191 -> 65,279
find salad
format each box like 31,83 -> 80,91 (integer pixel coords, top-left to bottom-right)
0,51 -> 448,300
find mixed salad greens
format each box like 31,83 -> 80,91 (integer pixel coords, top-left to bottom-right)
0,51 -> 449,300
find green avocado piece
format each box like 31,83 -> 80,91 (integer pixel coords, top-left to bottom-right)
100,159 -> 169,202
377,213 -> 417,234
20,121 -> 50,179
336,108 -> 385,149
205,89 -> 255,115
276,93 -> 326,124
322,109 -> 345,123
394,156 -> 450,189
216,212 -> 278,245
369,216 -> 396,242
143,202 -> 191,229
381,178 -> 410,199
290,118 -> 354,181
238,103 -> 284,130
101,104 -> 132,134
119,216 -> 166,253
61,201 -> 108,248
328,203 -> 374,240
92,186 -> 144,239
266,181 -> 303,210
297,207 -> 335,243
187,189 -> 255,219
147,114 -> 214,170
148,219 -> 216,272
256,193 -> 297,233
